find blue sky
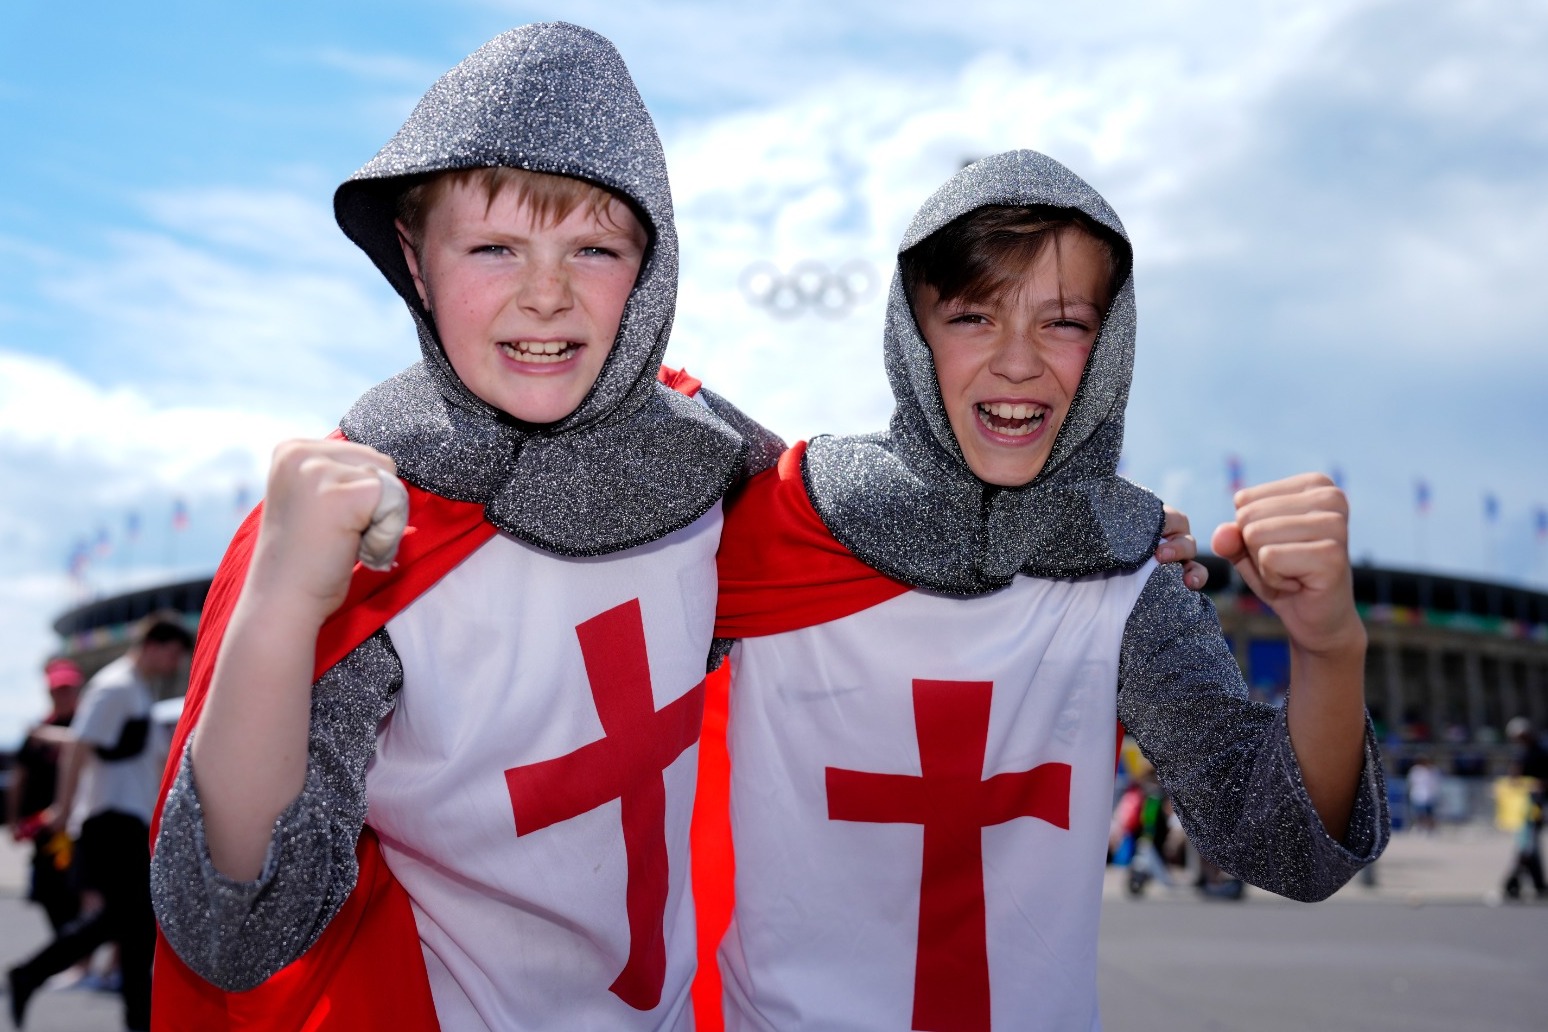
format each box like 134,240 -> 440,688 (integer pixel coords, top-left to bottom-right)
2,0 -> 1546,744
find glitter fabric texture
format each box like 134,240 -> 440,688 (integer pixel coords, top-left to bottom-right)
152,631 -> 403,989
336,21 -> 749,556
1118,564 -> 1388,897
804,150 -> 1163,594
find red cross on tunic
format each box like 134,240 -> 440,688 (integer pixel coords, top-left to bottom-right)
826,679 -> 1072,1032
505,599 -> 706,1011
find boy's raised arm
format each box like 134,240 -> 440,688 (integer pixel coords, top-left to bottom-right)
1210,472 -> 1368,841
189,438 -> 397,880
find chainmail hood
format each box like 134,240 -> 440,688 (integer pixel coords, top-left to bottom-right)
804,150 -> 1163,593
335,22 -> 745,556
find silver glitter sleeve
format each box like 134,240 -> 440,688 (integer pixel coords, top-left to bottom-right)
151,629 -> 401,990
1117,563 -> 1389,902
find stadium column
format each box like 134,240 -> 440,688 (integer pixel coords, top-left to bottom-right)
1464,651 -> 1487,741
1381,640 -> 1404,745
1426,648 -> 1448,745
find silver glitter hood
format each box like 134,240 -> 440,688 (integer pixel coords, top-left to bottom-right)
804,150 -> 1163,593
334,22 -> 745,556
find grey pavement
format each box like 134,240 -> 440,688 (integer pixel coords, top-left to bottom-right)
0,825 -> 1541,1030
0,839 -> 127,1032
1099,823 -> 1548,1032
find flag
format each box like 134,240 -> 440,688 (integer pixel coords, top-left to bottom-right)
1331,466 -> 1346,491
126,511 -> 142,542
1536,507 -> 1547,540
172,498 -> 190,532
1484,493 -> 1499,523
234,483 -> 252,515
1415,480 -> 1431,514
67,539 -> 90,580
1227,455 -> 1244,495
93,526 -> 112,559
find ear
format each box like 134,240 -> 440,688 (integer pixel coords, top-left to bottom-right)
395,219 -> 431,310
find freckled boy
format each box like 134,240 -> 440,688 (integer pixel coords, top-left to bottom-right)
149,23 -> 777,1031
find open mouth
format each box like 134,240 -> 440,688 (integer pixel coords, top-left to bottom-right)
499,340 -> 582,365
976,401 -> 1048,438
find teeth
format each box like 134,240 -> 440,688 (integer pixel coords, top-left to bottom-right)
980,401 -> 1044,420
976,402 -> 1046,437
500,341 -> 579,364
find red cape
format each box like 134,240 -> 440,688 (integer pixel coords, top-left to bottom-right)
688,443 -> 908,1032
714,442 -> 911,639
152,368 -> 709,1031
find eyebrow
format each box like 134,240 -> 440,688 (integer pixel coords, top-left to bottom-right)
1041,295 -> 1102,314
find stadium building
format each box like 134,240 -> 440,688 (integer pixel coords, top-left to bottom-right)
47,560 -> 1548,781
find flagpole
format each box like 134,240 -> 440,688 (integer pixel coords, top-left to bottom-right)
1529,504 -> 1541,584
1483,493 -> 1499,579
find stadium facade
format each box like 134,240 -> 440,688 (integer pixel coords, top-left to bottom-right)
49,560 -> 1548,774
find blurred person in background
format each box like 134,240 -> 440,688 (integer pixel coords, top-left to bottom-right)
1405,754 -> 1440,834
1502,717 -> 1546,900
5,659 -> 84,933
7,614 -> 191,1032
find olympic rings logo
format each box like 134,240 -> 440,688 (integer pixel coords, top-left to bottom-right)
738,260 -> 879,319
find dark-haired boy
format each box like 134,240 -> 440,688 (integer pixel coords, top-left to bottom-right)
711,151 -> 1389,1030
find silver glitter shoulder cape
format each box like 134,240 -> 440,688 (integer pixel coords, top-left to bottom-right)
803,150 -> 1162,594
336,22 -> 750,556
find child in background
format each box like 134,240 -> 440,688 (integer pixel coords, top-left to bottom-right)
150,23 -> 779,1031
711,150 -> 1389,1030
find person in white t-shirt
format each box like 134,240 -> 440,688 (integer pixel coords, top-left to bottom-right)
1406,755 -> 1441,833
8,613 -> 191,1032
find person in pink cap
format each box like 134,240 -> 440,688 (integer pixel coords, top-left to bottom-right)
6,658 -> 85,934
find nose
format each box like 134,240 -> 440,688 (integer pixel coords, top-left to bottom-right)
516,255 -> 574,318
987,325 -> 1047,383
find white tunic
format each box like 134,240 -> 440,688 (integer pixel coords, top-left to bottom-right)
368,506 -> 721,1031
723,560 -> 1157,1032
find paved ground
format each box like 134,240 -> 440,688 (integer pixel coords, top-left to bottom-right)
0,824 -> 1541,1030
1098,901 -> 1547,1032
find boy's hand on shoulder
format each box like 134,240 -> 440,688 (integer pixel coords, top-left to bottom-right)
246,439 -> 401,624
1155,504 -> 1209,591
1211,473 -> 1365,657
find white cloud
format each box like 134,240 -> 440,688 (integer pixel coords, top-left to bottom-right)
654,0 -> 1548,585
0,352 -> 321,487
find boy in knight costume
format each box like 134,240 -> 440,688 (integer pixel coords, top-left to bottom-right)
148,23 -> 784,1031
711,151 -> 1389,1030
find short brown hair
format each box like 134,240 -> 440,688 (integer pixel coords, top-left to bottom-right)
395,166 -> 638,248
900,205 -> 1129,313
133,611 -> 193,653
